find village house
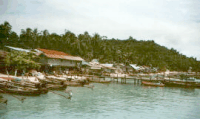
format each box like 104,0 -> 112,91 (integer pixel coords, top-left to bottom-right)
81,61 -> 91,74
101,64 -> 116,73
112,63 -> 126,73
130,64 -> 141,73
1,46 -> 85,74
82,60 -> 117,75
101,64 -> 116,76
36,48 -> 84,74
87,59 -> 103,75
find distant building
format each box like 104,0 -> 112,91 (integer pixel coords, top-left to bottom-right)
129,64 -> 141,73
101,64 -> 116,73
89,59 -> 102,70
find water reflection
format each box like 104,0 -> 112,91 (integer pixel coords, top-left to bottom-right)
180,88 -> 199,96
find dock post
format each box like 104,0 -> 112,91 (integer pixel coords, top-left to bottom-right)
117,74 -> 118,83
157,74 -> 158,81
125,75 -> 126,84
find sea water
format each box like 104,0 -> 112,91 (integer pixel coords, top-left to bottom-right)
0,83 -> 200,119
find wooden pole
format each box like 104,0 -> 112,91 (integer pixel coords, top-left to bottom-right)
125,75 -> 126,84
157,74 -> 158,81
49,90 -> 71,99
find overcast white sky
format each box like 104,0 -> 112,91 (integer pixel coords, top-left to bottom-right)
0,0 -> 200,60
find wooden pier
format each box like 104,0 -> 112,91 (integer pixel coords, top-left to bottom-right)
84,73 -> 200,88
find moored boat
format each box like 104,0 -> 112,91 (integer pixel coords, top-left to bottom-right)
46,84 -> 67,90
142,81 -> 164,87
65,81 -> 84,87
0,85 -> 42,96
90,80 -> 111,83
162,80 -> 198,88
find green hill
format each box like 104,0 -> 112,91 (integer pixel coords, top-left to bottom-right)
0,21 -> 199,72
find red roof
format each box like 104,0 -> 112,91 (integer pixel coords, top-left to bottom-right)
38,48 -> 71,56
37,48 -> 84,61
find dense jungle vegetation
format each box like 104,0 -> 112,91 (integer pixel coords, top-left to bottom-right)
1,21 -> 200,72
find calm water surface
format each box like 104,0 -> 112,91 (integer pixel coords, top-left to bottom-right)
0,83 -> 200,119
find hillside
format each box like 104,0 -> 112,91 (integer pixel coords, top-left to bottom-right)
0,21 -> 200,71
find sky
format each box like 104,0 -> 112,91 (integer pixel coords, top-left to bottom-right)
0,0 -> 200,60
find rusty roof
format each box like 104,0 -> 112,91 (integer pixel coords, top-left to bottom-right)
38,48 -> 71,56
37,48 -> 84,61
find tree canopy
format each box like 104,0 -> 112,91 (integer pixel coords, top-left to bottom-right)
4,51 -> 40,70
1,21 -> 200,72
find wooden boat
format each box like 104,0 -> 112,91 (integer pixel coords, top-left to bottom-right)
0,87 -> 42,96
64,81 -> 84,87
37,77 -> 52,84
142,81 -> 164,87
37,76 -> 67,90
0,82 -> 44,96
0,82 -> 18,89
89,79 -> 111,84
45,76 -> 66,85
46,76 -> 67,81
46,84 -> 67,90
162,81 -> 197,88
11,80 -> 37,88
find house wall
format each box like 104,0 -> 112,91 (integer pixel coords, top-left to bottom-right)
39,57 -> 80,67
48,59 -> 77,67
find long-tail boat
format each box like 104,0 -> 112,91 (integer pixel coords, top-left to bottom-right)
0,87 -> 42,96
37,76 -> 67,90
142,81 -> 165,87
162,80 -> 198,88
45,84 -> 67,90
0,81 -> 46,96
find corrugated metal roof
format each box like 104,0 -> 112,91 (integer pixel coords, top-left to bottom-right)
130,64 -> 140,70
44,54 -> 66,59
37,48 -> 84,61
101,64 -> 113,67
82,61 -> 89,65
65,56 -> 84,61
91,59 -> 99,63
101,64 -> 116,69
38,48 -> 71,56
5,46 -> 31,52
90,66 -> 102,70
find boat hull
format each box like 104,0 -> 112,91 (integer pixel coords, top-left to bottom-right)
142,81 -> 164,87
162,81 -> 198,88
46,84 -> 67,90
0,87 -> 42,96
